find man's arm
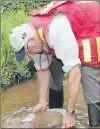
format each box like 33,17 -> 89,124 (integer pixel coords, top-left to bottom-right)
31,50 -> 52,112
62,64 -> 81,128
68,64 -> 81,110
33,69 -> 50,113
37,70 -> 50,105
48,12 -> 81,128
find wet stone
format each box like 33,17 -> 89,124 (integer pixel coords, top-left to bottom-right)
32,111 -> 63,128
1,107 -> 88,128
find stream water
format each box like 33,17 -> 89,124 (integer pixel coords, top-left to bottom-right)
1,79 -> 89,128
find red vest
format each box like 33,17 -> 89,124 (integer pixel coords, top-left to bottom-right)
29,1 -> 100,67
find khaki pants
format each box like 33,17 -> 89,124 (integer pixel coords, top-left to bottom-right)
81,65 -> 100,104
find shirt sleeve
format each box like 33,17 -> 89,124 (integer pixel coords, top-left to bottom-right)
31,45 -> 52,71
48,12 -> 81,73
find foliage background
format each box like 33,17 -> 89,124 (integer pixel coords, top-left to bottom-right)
1,1 -> 49,90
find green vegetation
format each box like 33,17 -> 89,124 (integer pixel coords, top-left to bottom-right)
2,0 -> 99,90
1,11 -> 30,90
1,1 -> 49,90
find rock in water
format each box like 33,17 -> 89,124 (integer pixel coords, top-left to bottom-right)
1,107 -> 87,128
32,110 -> 63,128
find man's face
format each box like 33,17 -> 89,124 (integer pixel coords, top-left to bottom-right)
25,32 -> 43,57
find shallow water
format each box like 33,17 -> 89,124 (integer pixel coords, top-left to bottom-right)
1,107 -> 88,128
1,79 -> 89,128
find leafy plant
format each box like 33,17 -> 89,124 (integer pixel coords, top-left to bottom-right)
1,10 -> 31,90
1,1 -> 49,90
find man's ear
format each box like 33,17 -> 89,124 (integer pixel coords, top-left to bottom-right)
31,37 -> 35,40
28,37 -> 35,42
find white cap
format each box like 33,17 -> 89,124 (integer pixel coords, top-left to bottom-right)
9,24 -> 34,52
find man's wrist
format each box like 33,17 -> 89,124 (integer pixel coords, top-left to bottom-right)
66,108 -> 75,116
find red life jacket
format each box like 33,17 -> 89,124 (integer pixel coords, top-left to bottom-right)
29,1 -> 100,67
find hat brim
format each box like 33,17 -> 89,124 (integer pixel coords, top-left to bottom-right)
15,47 -> 25,61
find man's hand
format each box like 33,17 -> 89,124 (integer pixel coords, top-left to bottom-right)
62,113 -> 76,128
33,103 -> 47,113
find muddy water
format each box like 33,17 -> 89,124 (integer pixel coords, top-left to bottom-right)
1,79 -> 89,128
